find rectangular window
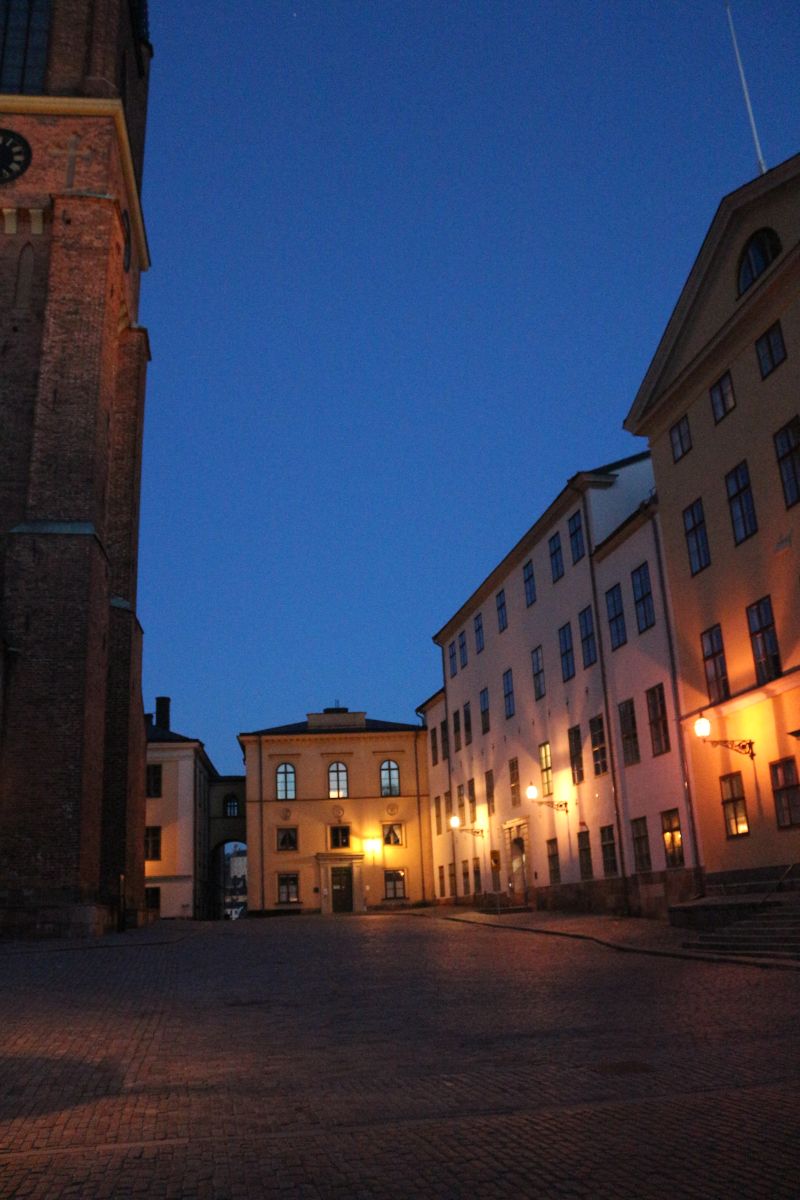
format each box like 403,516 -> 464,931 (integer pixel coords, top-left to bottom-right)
474,612 -> 484,653
453,709 -> 461,752
756,321 -> 786,378
709,370 -> 736,423
568,510 -> 585,563
578,829 -> 593,880
568,724 -> 584,784
448,861 -> 456,897
701,624 -> 730,704
600,825 -> 618,877
509,756 -> 520,806
605,583 -> 627,649
747,595 -> 781,684
461,859 -> 471,895
496,589 -> 508,632
771,758 -> 800,828
503,668 -> 515,718
330,825 -> 350,849
631,817 -> 652,872
726,460 -> 758,544
631,562 -> 655,633
383,822 -> 403,846
438,864 -> 446,898
774,416 -> 800,509
430,726 -> 438,766
549,532 -> 564,582
444,790 -> 453,819
539,741 -> 553,797
590,715 -> 608,776
440,720 -> 449,761
472,856 -> 482,894
661,809 -> 684,869
720,773 -> 749,838
277,827 -> 298,852
546,838 -> 561,884
458,630 -> 468,668
479,687 -> 490,734
384,869 -> 406,899
448,641 -> 457,677
559,621 -> 575,682
646,683 -> 670,756
531,645 -> 545,700
578,605 -> 597,668
434,795 -> 442,836
683,498 -> 711,575
523,559 -> 537,606
670,414 -> 692,460
618,698 -> 640,766
277,873 -> 300,904
468,778 -> 477,823
485,768 -> 495,815
463,701 -> 472,745
144,825 -> 161,861
146,763 -> 162,798
457,784 -> 465,824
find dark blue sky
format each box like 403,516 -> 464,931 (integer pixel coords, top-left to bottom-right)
138,1 -> 800,773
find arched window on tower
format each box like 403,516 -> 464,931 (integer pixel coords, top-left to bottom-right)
380,760 -> 400,797
737,228 -> 781,296
276,763 -> 296,801
328,761 -> 348,799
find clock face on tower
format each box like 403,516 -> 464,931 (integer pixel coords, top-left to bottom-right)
0,129 -> 32,185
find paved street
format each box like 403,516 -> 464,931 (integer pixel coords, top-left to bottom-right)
1,913 -> 798,1200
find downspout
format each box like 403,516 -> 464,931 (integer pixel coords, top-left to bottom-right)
579,487 -> 631,913
258,736 -> 265,911
413,729 -> 426,901
649,506 -> 702,882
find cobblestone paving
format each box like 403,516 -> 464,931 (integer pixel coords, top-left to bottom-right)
1,914 -> 798,1199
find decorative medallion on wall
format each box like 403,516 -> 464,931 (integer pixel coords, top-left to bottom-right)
386,802 -> 399,816
0,129 -> 32,185
332,805 -> 344,820
280,808 -> 292,821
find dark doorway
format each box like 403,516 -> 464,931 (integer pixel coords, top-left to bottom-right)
331,866 -> 353,913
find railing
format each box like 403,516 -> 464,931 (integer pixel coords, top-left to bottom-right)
758,862 -> 800,907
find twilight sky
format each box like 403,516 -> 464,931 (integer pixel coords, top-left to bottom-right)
138,1 -> 800,774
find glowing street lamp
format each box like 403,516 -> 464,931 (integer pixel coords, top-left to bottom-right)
693,713 -> 755,759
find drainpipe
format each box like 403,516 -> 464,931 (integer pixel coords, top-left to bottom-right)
649,507 -> 702,882
257,737 -> 265,911
413,731 -> 426,901
579,487 -> 631,914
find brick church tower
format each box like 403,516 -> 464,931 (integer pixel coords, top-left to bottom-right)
0,1 -> 153,934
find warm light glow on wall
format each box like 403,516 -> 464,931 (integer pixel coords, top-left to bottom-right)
694,715 -> 711,738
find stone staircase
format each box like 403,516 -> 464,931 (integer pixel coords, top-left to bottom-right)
682,895 -> 800,960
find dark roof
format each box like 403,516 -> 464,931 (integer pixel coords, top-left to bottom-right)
146,722 -> 195,744
240,717 -> 422,738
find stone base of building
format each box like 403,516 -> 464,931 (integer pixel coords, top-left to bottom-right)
533,868 -> 703,921
0,899 -> 118,939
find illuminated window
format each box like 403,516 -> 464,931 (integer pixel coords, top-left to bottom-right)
539,741 -> 553,797
328,761 -> 348,799
384,869 -> 406,899
721,774 -> 749,838
382,822 -> 403,846
509,756 -> 520,806
661,809 -> 684,869
276,762 -> 296,800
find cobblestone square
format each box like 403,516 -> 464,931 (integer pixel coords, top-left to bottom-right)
1,913 -> 798,1199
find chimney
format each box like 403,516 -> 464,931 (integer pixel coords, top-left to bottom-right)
155,696 -> 171,730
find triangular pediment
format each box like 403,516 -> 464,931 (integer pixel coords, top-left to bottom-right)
625,151 -> 800,435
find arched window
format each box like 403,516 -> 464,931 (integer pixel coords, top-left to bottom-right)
276,763 -> 296,801
328,761 -> 348,799
224,793 -> 239,817
380,759 -> 400,797
737,228 -> 781,296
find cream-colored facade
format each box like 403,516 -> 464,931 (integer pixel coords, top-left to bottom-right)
425,454 -> 698,918
240,708 -> 433,915
145,698 -> 213,919
625,153 -> 800,882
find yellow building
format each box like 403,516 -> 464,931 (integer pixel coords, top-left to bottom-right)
625,153 -> 800,886
239,708 -> 433,914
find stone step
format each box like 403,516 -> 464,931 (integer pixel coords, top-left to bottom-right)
683,941 -> 800,959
